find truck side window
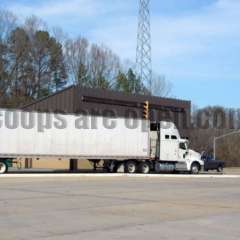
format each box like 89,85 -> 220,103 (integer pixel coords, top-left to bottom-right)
165,135 -> 170,139
171,135 -> 177,140
179,143 -> 186,150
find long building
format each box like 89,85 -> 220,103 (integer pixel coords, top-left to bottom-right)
21,85 -> 191,170
22,85 -> 191,131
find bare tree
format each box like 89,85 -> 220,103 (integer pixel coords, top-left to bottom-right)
126,60 -> 172,97
0,10 -> 17,103
216,134 -> 240,167
65,39 -> 120,89
0,9 -> 17,42
64,37 -> 90,86
23,15 -> 47,39
88,44 -> 120,89
8,27 -> 34,103
51,26 -> 67,45
190,106 -> 240,167
150,74 -> 172,97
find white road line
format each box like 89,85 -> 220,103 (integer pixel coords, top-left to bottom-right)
0,174 -> 240,179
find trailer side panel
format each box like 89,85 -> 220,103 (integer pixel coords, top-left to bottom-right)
0,110 -> 150,159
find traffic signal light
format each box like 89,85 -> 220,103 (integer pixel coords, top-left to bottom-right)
143,101 -> 149,119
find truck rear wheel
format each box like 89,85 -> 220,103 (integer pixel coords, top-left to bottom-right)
139,162 -> 150,174
0,162 -> 8,174
125,161 -> 137,174
191,163 -> 200,174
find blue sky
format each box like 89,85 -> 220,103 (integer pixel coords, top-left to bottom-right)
1,0 -> 239,108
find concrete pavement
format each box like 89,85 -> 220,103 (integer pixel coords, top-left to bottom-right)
1,173 -> 240,179
0,176 -> 239,240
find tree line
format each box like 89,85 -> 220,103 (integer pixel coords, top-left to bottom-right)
0,10 -> 171,108
190,106 -> 240,167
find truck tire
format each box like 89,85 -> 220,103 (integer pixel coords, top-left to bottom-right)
125,161 -> 137,174
217,165 -> 224,173
0,162 -> 8,174
139,162 -> 150,174
191,163 -> 200,174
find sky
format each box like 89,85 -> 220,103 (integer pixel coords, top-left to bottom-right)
0,0 -> 239,108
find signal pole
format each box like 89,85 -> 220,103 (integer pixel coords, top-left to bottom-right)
136,0 -> 152,92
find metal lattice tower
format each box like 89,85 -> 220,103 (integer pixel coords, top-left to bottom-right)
136,0 -> 152,90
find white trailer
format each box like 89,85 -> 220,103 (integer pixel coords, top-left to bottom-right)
0,109 -> 203,174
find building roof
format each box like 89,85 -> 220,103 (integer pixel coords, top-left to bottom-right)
22,85 -> 191,113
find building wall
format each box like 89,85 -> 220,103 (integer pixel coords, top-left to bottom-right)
23,86 -> 75,113
18,158 -> 92,170
23,86 -> 191,133
21,86 -> 191,170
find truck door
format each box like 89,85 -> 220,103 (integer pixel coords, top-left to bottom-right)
178,142 -> 188,161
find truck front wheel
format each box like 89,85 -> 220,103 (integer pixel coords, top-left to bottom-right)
191,163 -> 200,174
125,161 -> 137,174
0,162 -> 8,174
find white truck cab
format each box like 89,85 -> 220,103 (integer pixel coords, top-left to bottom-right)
151,122 -> 204,174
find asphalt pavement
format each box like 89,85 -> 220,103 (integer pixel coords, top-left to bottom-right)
0,175 -> 239,240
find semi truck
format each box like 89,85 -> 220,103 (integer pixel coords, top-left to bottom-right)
0,109 -> 204,174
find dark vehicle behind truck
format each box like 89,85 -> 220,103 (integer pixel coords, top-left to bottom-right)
201,153 -> 225,173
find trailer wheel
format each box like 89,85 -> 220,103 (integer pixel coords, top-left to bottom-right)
191,163 -> 200,174
0,162 -> 8,174
139,162 -> 150,174
125,161 -> 137,174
